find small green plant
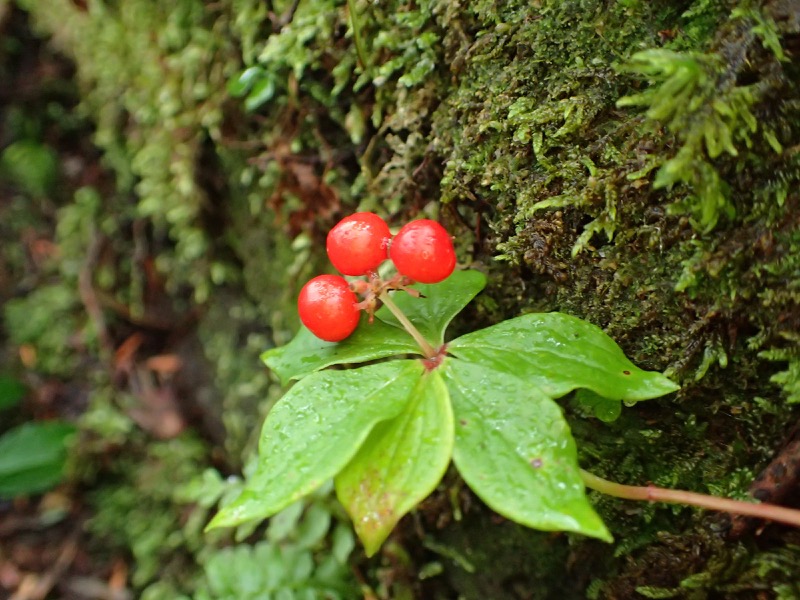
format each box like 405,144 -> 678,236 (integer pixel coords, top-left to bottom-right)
196,489 -> 357,600
209,216 -> 800,555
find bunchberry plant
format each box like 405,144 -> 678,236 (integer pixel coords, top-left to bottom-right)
209,216 -> 800,556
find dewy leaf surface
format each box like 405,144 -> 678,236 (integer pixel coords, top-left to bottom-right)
262,315 -> 420,385
375,270 -> 487,345
444,358 -> 611,541
449,312 -> 679,401
335,370 -> 453,556
207,360 -> 424,530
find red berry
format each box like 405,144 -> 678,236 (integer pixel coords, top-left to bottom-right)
327,212 -> 391,275
389,219 -> 456,284
298,275 -> 360,342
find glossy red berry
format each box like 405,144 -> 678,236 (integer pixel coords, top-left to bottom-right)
326,212 -> 391,275
298,275 -> 360,342
389,219 -> 456,283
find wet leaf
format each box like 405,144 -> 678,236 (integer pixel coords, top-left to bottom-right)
375,270 -> 487,345
207,360 -> 424,530
335,370 -> 452,556
449,312 -> 679,401
262,315 -> 420,386
444,359 -> 611,541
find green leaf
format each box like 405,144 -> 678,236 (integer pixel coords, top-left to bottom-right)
574,388 -> 622,422
449,312 -> 679,401
207,360 -> 424,530
375,270 -> 487,345
294,502 -> 332,550
0,421 -> 76,498
0,375 -> 26,411
267,501 -> 305,543
263,271 -> 487,386
444,359 -> 611,541
335,370 -> 453,556
331,523 -> 355,564
262,315 -> 421,386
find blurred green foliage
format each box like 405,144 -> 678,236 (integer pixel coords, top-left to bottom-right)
18,0 -> 239,302
0,421 -> 75,497
0,140 -> 58,197
4,284 -> 84,377
0,375 -> 26,411
84,433 -> 210,589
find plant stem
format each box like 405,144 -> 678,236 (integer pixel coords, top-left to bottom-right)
581,469 -> 800,529
347,0 -> 368,71
379,291 -> 437,359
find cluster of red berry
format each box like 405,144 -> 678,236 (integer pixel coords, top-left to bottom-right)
298,213 -> 456,342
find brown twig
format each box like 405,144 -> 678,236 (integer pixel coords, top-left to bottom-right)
78,231 -> 114,359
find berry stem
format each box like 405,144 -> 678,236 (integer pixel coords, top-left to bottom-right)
580,469 -> 800,529
378,291 -> 437,359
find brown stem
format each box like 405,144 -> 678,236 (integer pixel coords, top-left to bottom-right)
581,469 -> 800,529
378,291 -> 437,359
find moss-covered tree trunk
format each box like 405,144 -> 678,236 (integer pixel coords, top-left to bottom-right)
6,0 -> 800,596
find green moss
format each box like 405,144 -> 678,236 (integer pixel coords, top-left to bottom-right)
424,0 -> 800,595
86,434 -> 209,588
435,1 -> 691,260
4,284 -> 84,377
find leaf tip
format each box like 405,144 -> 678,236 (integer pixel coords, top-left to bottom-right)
593,525 -> 614,544
653,374 -> 681,395
204,509 -> 233,533
356,519 -> 395,558
202,489 -> 276,534
362,537 -> 383,558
